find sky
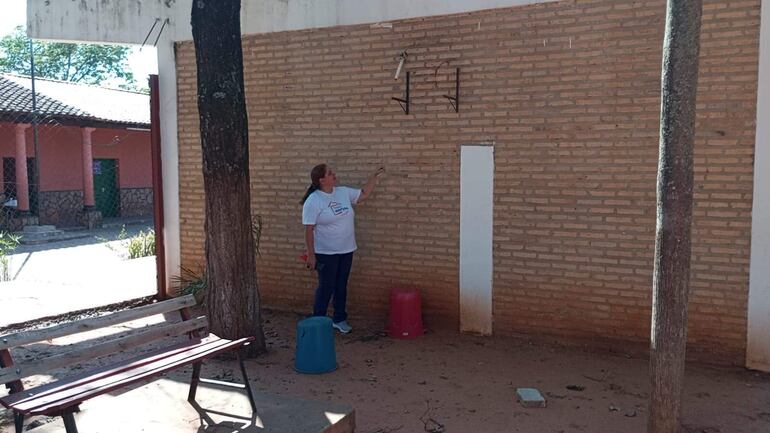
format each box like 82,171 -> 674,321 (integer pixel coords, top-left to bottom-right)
0,0 -> 158,87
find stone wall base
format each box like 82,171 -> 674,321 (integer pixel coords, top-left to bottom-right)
38,190 -> 83,227
81,209 -> 102,229
10,214 -> 39,232
120,188 -> 154,218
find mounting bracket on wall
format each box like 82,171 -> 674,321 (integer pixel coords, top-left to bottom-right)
392,71 -> 410,115
443,67 -> 460,113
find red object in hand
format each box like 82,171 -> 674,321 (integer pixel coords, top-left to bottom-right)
299,251 -> 308,263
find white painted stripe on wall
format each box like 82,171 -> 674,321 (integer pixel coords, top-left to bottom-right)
460,144 -> 494,335
28,0 -> 559,45
242,0 -> 559,36
747,0 -> 770,372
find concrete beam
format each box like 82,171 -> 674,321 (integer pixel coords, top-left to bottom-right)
27,0 -> 174,44
28,0 -> 556,44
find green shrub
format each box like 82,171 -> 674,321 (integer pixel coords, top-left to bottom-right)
103,226 -> 156,259
0,231 -> 20,281
173,266 -> 206,305
127,229 -> 155,259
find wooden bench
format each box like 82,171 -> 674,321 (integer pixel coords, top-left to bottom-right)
0,294 -> 257,433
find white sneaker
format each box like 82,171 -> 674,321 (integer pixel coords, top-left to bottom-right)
332,320 -> 352,334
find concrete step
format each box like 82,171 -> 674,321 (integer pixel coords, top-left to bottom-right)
21,224 -> 58,233
102,218 -> 154,229
17,225 -> 90,245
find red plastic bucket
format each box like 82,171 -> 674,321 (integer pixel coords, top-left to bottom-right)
387,288 -> 424,339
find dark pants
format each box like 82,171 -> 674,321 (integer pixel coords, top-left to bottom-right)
313,252 -> 353,323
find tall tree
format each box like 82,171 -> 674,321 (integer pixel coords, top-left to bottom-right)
648,1 -> 702,432
0,26 -> 139,90
191,0 -> 266,356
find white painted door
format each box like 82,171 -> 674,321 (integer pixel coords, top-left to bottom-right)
459,144 -> 494,335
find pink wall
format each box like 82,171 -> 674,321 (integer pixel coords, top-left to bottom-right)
92,127 -> 152,189
0,122 -> 151,191
0,122 -> 38,189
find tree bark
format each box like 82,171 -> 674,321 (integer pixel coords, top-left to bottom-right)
648,1 -> 702,432
191,0 -> 266,357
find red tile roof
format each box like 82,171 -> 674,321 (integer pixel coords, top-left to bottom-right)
0,74 -> 150,127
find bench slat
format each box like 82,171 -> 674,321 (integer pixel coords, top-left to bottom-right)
32,337 -> 251,415
0,337 -> 216,406
0,316 -> 207,385
0,295 -> 197,351
3,335 -> 252,415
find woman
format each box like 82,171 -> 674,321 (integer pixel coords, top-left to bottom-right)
301,164 -> 384,333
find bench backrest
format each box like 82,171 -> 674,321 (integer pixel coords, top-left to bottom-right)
0,295 -> 206,392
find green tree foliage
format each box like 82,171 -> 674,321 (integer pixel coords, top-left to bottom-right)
0,26 -> 140,90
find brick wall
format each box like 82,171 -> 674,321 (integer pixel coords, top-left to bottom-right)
175,0 -> 760,363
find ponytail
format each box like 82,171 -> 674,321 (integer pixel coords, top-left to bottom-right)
300,163 -> 327,205
300,184 -> 318,205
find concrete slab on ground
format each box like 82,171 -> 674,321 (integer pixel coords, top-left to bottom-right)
516,387 -> 546,408
25,377 -> 354,433
0,263 -> 154,327
0,223 -> 156,328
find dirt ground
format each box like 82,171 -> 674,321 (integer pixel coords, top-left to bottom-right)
2,308 -> 769,433
250,311 -> 770,433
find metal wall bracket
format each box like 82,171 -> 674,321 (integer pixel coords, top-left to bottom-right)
443,67 -> 460,113
392,71 -> 410,115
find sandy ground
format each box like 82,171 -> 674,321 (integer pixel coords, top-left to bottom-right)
250,312 -> 770,433
2,308 -> 769,433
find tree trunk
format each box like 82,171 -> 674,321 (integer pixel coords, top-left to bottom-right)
648,1 -> 702,432
191,0 -> 266,357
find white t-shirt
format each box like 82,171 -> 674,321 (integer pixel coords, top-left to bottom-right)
302,186 -> 361,254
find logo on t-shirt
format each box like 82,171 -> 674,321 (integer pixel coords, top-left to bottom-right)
329,201 -> 349,216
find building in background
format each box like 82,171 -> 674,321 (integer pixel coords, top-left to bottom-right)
0,73 -> 152,229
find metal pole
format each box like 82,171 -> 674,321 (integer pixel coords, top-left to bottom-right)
149,75 -> 167,299
29,37 -> 40,218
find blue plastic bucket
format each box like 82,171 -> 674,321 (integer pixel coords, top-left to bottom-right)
295,316 -> 337,374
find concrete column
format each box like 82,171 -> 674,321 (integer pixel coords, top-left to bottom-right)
14,123 -> 31,214
81,127 -> 96,209
747,0 -> 770,372
158,41 -> 182,293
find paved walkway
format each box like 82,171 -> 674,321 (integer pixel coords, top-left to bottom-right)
0,224 -> 157,327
